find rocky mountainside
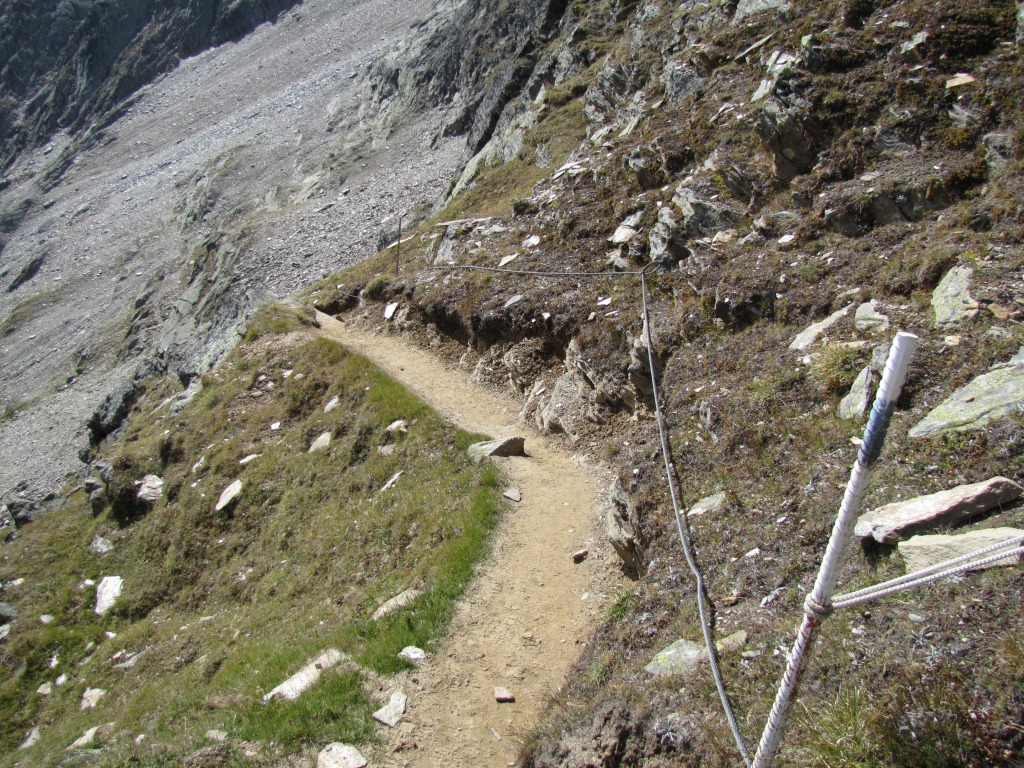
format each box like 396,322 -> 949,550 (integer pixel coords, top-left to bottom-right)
2,0 -> 1024,765
0,0 -> 302,169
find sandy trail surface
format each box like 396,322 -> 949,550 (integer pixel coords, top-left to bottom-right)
317,312 -> 621,767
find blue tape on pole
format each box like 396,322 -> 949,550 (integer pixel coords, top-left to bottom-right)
859,397 -> 897,466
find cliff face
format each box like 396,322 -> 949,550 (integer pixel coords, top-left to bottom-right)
0,0 -> 302,165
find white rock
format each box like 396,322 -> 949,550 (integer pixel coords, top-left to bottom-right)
89,535 -> 113,555
95,576 -> 123,615
378,471 -> 403,493
372,691 -> 408,727
609,225 -> 638,244
855,477 -> 1023,544
932,265 -> 979,326
499,254 -> 518,267
384,302 -> 400,320
135,474 -> 163,503
494,687 -> 515,703
309,432 -> 331,452
263,648 -> 346,702
898,527 -> 1024,572
688,492 -> 727,518
317,743 -> 367,768
239,453 -> 261,465
81,687 -> 106,710
215,480 -> 243,512
398,646 -> 426,663
324,396 -> 341,413
56,673 -> 68,685
68,723 -> 113,749
523,234 -> 541,248
504,294 -> 523,309
40,614 -> 55,624
777,233 -> 796,244
270,421 -> 282,431
37,682 -> 52,695
206,729 -> 228,742
373,588 -> 422,620
385,419 -> 407,432
788,304 -> 854,351
19,726 -> 40,750
191,456 -> 206,474
502,487 -> 522,502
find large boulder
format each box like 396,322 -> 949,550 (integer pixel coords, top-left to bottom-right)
898,528 -> 1024,573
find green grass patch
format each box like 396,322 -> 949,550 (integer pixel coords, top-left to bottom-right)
0,306 -> 502,765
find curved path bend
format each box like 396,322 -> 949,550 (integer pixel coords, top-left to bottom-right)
316,312 -> 620,767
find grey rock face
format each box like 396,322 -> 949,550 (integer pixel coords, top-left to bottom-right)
910,355 -> 1024,437
855,477 -> 1023,544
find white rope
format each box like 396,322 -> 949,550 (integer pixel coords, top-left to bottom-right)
833,542 -> 1024,610
751,332 -> 918,768
833,534 -> 1024,605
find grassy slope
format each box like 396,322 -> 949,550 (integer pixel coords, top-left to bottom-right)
0,305 -> 500,766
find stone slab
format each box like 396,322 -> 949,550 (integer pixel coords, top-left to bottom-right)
467,436 -> 526,463
910,360 -> 1024,437
372,691 -> 407,727
263,649 -> 345,702
898,527 -> 1024,572
855,476 -> 1023,544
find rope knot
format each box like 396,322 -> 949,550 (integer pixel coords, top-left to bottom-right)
804,594 -> 834,622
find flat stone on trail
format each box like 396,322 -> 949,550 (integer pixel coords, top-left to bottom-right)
135,474 -> 163,503
788,304 -> 854,351
81,687 -> 106,709
215,480 -> 243,512
909,354 -> 1024,437
932,265 -> 979,326
372,690 -> 408,727
898,527 -> 1024,573
309,432 -> 331,452
373,588 -> 423,620
263,648 -> 346,702
467,436 -> 526,463
317,743 -> 367,768
502,487 -> 522,502
398,646 -> 426,663
95,576 -> 123,615
494,687 -> 515,703
855,476 -> 1023,544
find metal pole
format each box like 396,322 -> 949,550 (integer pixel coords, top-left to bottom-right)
751,331 -> 918,768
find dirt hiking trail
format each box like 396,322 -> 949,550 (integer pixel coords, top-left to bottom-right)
316,312 -> 621,767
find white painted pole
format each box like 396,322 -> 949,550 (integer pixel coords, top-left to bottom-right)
751,331 -> 918,768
